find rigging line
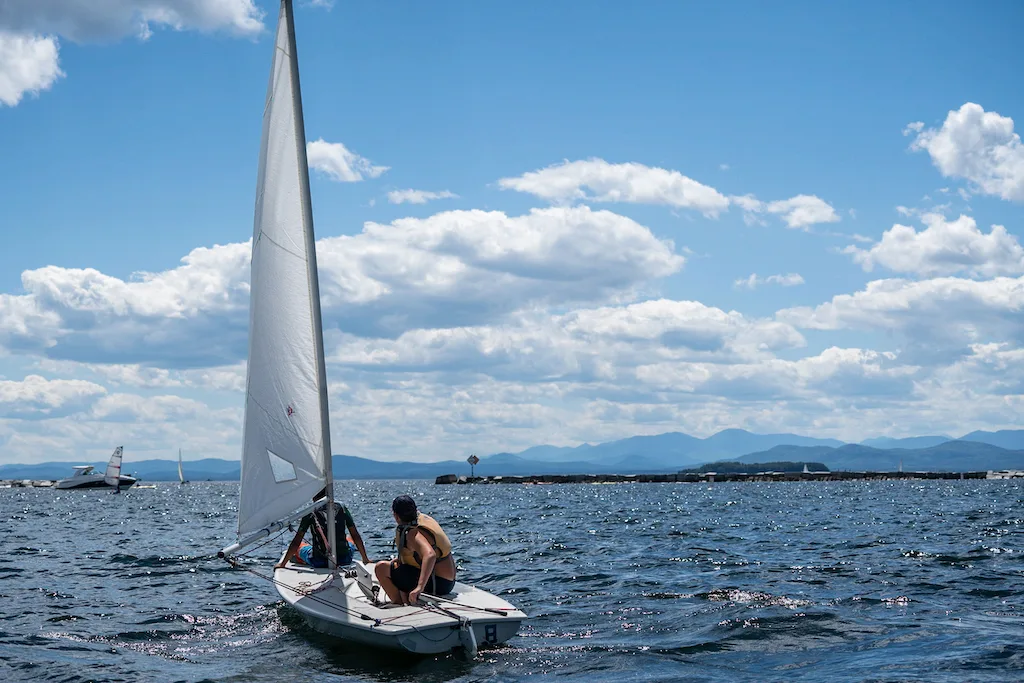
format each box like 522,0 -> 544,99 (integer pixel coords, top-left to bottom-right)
420,592 -> 514,616
364,601 -> 468,642
371,605 -> 453,625
402,621 -> 461,644
235,528 -> 288,557
222,556 -> 380,624
424,603 -> 513,616
420,599 -> 478,626
374,613 -> 415,624
336,592 -> 468,627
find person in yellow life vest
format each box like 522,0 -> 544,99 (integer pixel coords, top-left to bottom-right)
374,495 -> 456,605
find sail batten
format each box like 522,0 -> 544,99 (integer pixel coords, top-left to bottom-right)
237,0 -> 333,538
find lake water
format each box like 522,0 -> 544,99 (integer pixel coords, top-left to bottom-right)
0,479 -> 1021,682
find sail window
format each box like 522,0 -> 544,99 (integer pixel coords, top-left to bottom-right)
267,449 -> 297,483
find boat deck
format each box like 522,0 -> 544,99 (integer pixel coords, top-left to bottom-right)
274,561 -> 525,653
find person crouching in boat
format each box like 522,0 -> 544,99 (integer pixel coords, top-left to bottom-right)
276,487 -> 370,569
374,495 -> 456,604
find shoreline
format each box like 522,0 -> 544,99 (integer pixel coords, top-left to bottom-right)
435,470 -> 1024,485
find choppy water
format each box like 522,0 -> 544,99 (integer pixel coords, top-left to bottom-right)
0,480 -> 1021,682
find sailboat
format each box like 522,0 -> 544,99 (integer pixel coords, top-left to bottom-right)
218,0 -> 524,655
178,448 -> 189,485
54,446 -> 137,490
106,445 -> 122,493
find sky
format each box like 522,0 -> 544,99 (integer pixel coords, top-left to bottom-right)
0,0 -> 1022,465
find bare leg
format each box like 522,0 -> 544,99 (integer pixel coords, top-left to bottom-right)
374,561 -> 405,605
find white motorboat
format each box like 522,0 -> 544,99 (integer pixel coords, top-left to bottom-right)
218,0 -> 525,655
54,447 -> 136,490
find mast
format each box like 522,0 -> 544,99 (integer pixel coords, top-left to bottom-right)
282,0 -> 337,570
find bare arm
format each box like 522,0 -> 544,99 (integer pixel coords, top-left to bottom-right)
275,517 -> 310,568
348,523 -> 371,564
408,529 -> 436,603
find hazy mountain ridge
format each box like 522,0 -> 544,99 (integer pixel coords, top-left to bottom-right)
959,430 -> 1024,451
735,440 -> 1024,472
859,435 -> 952,449
496,429 -> 845,469
1,429 -> 1021,480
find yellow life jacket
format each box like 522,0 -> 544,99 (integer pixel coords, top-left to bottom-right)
395,513 -> 452,568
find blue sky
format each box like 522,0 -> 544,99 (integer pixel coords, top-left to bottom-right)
0,0 -> 1022,464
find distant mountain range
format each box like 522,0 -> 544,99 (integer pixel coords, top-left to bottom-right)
735,440 -> 1024,473
492,428 -> 845,469
1,429 -> 1021,480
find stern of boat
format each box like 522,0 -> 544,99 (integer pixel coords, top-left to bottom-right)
272,561 -> 525,655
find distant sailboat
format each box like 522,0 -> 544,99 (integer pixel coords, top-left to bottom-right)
217,0 -> 524,655
178,448 -> 189,485
106,446 -> 123,493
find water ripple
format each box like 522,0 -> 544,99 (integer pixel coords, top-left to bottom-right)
0,480 -> 1021,682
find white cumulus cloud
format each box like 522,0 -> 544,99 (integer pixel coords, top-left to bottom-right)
306,138 -> 388,182
498,159 -> 840,229
778,275 -> 1024,364
907,103 -> 1024,201
845,213 -> 1024,277
0,207 -> 684,365
0,375 -> 107,419
386,189 -> 458,205
317,206 -> 685,337
330,298 -> 806,384
90,393 -> 208,422
498,158 -> 731,217
0,0 -> 263,42
0,1 -> 264,105
0,31 -> 63,107
734,273 -> 805,289
636,346 -> 918,402
0,241 -> 253,366
732,194 -> 840,230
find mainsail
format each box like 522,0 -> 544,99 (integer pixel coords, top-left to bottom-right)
178,448 -> 185,484
103,446 -> 123,486
236,0 -> 335,539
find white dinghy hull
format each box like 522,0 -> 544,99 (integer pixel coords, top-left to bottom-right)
274,562 -> 525,654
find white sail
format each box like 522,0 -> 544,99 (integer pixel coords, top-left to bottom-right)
104,446 -> 123,486
218,4 -> 527,652
237,0 -> 333,538
178,448 -> 185,483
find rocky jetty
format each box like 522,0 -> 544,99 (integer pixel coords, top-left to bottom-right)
434,471 -> 993,485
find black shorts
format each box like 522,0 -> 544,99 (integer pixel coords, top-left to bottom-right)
389,560 -> 456,596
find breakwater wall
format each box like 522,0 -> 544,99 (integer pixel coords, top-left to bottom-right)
435,471 -> 995,485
